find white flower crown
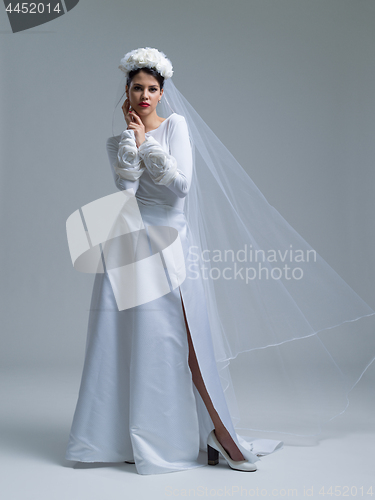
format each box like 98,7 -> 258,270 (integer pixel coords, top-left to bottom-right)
119,47 -> 173,80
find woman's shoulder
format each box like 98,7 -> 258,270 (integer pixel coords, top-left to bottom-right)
167,113 -> 188,134
106,134 -> 121,147
169,112 -> 186,124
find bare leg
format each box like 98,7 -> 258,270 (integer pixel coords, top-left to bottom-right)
179,290 -> 245,461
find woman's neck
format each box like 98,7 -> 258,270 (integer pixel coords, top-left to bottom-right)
141,112 -> 165,133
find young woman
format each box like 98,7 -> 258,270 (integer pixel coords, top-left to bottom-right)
65,48 -> 374,475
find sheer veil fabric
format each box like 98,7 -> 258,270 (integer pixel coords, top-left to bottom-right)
111,74 -> 375,444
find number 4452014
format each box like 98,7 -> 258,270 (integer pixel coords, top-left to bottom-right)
5,3 -> 62,14
319,485 -> 373,496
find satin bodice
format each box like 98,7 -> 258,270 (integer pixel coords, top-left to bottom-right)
106,113 -> 193,211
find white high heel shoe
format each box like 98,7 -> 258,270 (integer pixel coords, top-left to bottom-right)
207,430 -> 257,472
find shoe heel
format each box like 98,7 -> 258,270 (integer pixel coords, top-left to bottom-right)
207,444 -> 219,465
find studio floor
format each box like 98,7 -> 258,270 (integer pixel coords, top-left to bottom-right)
1,366 -> 374,500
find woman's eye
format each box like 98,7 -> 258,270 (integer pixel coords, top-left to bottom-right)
133,86 -> 157,92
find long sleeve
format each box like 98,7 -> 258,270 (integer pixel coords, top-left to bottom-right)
106,130 -> 143,194
138,117 -> 193,198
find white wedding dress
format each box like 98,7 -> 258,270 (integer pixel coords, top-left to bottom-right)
64,113 -> 283,475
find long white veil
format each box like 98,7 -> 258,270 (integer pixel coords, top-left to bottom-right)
112,75 -> 375,444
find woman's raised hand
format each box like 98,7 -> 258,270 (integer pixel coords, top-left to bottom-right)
122,98 -> 132,127
122,98 -> 146,148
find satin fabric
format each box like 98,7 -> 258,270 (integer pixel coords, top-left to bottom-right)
65,114 -> 282,474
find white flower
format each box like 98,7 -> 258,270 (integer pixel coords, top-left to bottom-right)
115,136 -> 145,181
117,137 -> 137,165
118,146 -> 137,166
138,137 -> 178,186
118,47 -> 173,80
145,151 -> 168,176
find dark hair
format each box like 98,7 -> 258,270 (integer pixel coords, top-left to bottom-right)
126,67 -> 165,90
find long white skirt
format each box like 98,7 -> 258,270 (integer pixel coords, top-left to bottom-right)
65,201 -> 282,474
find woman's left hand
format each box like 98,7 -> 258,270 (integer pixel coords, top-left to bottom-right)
127,110 -> 146,148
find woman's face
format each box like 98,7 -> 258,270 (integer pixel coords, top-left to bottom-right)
126,70 -> 163,117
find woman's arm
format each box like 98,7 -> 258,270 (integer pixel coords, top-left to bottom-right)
138,117 -> 193,198
106,130 -> 144,194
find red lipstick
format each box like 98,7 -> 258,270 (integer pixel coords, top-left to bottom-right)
139,102 -> 150,107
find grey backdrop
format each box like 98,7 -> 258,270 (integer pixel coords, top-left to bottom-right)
1,0 -> 374,373
1,1 -> 375,498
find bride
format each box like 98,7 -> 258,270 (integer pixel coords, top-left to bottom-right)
65,47 -> 374,475
119,68 -> 252,466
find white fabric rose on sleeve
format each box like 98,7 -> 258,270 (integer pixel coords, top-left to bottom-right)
115,129 -> 145,181
138,136 -> 178,186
